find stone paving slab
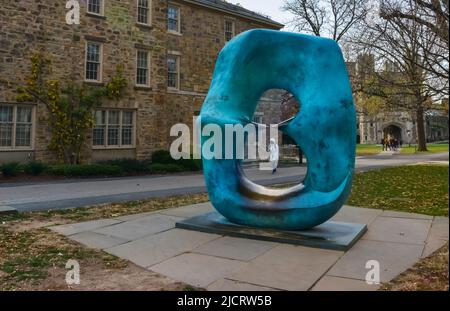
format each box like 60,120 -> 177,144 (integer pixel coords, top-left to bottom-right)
192,236 -> 277,261
70,231 -> 129,249
362,217 -> 431,244
207,279 -> 280,291
51,203 -> 448,291
150,253 -> 244,288
105,229 -> 220,267
227,245 -> 343,291
381,210 -> 434,220
311,275 -> 380,291
422,238 -> 448,258
93,214 -> 182,240
177,212 -> 367,251
159,202 -> 214,218
331,205 -> 381,225
51,219 -> 122,236
428,217 -> 449,240
327,240 -> 423,282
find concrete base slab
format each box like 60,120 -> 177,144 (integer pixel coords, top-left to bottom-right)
176,212 -> 367,251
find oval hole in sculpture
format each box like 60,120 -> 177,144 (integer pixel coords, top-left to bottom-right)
240,89 -> 307,189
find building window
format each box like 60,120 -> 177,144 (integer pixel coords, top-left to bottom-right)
0,104 -> 33,149
168,5 -> 180,33
137,0 -> 150,24
136,50 -> 150,86
167,55 -> 180,89
225,20 -> 235,42
87,0 -> 104,15
85,42 -> 102,82
93,110 -> 135,148
252,115 -> 263,124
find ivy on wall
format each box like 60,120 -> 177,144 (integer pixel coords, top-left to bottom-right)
17,53 -> 127,165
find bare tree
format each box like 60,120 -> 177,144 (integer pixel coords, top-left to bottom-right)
282,0 -> 369,42
380,0 -> 449,82
353,0 -> 448,151
380,0 -> 449,44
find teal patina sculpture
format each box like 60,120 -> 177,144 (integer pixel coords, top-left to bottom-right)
200,29 -> 356,230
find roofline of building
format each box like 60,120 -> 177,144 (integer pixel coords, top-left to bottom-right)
179,0 -> 285,29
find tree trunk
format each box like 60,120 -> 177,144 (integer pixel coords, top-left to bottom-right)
415,106 -> 428,152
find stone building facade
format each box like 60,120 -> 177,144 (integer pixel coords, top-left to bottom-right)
0,0 -> 282,163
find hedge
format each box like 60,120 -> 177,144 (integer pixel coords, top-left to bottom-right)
0,162 -> 22,177
48,164 -> 124,177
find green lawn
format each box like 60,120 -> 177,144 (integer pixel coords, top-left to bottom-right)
356,144 -> 382,156
400,143 -> 449,154
356,143 -> 449,156
348,164 -> 449,216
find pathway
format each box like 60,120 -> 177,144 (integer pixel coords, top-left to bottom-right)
51,202 -> 449,291
1,152 -> 448,212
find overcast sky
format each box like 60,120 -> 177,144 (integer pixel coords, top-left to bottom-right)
227,0 -> 295,30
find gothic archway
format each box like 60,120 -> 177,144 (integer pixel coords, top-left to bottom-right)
383,124 -> 402,141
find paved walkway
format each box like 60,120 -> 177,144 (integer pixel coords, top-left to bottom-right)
1,152 -> 448,212
51,203 -> 449,291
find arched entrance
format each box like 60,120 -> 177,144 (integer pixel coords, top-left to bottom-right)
383,124 -> 402,141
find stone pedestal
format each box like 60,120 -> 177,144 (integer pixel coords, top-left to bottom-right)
176,212 -> 367,251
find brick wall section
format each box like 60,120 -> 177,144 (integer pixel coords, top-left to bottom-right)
0,0 -> 281,163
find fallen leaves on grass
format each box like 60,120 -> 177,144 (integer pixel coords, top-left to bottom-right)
348,165 -> 449,216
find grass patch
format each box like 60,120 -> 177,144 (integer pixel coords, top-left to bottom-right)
356,144 -> 382,156
0,193 -> 210,290
0,226 -> 126,290
380,243 -> 449,291
348,164 -> 449,216
30,193 -> 209,223
400,143 -> 449,154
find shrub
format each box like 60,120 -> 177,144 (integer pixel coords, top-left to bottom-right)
151,150 -> 175,164
48,164 -> 124,177
99,159 -> 151,174
177,158 -> 202,171
24,161 -> 48,176
151,150 -> 202,171
0,162 -> 22,177
148,163 -> 185,173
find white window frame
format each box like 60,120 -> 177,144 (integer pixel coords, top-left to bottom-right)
225,19 -> 235,42
137,0 -> 152,25
85,41 -> 103,83
86,0 -> 105,16
0,104 -> 35,151
136,49 -> 151,87
167,4 -> 181,34
167,53 -> 181,90
92,109 -> 136,149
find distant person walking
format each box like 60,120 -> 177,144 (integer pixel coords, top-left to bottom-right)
381,138 -> 385,151
269,138 -> 279,174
